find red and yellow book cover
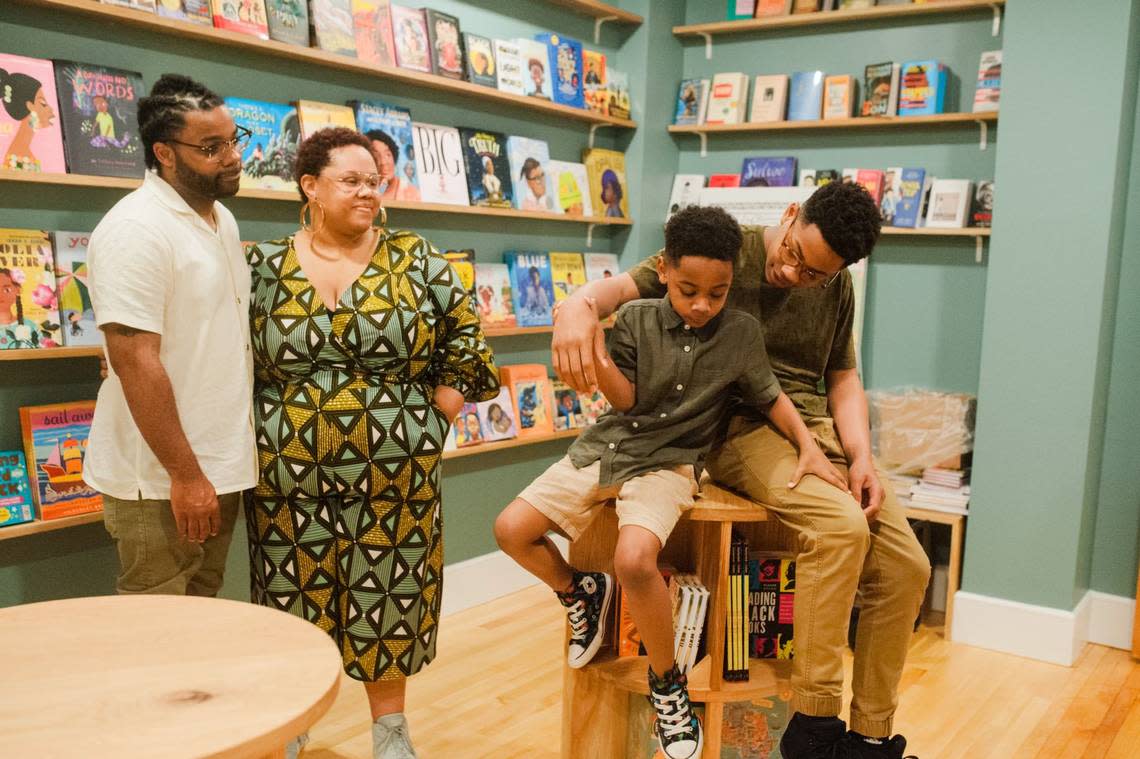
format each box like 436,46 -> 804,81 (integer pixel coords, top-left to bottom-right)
19,401 -> 101,519
499,364 -> 554,437
209,0 -> 270,40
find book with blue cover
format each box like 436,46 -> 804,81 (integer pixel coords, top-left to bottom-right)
787,70 -> 824,121
458,128 -> 513,208
225,97 -> 300,192
899,59 -> 947,116
504,251 -> 554,327
674,78 -> 708,125
535,33 -> 584,109
893,167 -> 927,228
740,157 -> 797,187
351,100 -> 421,201
0,450 -> 35,528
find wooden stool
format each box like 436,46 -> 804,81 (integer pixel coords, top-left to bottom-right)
905,506 -> 966,639
562,478 -> 791,759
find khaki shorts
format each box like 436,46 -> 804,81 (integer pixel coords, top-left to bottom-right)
518,456 -> 699,547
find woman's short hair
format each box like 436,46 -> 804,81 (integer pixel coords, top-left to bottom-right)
294,127 -> 375,200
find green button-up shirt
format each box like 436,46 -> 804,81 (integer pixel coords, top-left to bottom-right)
568,297 -> 781,486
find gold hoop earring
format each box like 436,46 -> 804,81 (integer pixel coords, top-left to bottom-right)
300,200 -> 326,237
299,201 -> 313,232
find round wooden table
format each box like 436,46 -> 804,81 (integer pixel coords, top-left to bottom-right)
1,595 -> 343,758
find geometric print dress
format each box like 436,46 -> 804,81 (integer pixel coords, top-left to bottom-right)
244,229 -> 499,682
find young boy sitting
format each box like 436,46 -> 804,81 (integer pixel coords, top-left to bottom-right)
493,205 -> 847,759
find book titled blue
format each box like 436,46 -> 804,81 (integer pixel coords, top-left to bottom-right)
504,251 -> 555,327
893,168 -> 927,228
740,157 -> 797,188
535,33 -> 584,109
0,450 -> 35,528
899,60 -> 947,116
787,71 -> 824,121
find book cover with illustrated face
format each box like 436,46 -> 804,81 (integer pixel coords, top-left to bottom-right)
0,53 -> 66,174
452,402 -> 483,447
426,10 -> 464,80
504,251 -> 554,327
547,160 -> 593,217
264,0 -> 309,45
19,401 -> 102,519
225,97 -> 300,191
352,0 -> 397,67
582,148 -> 629,219
464,33 -> 497,87
458,128 -> 513,208
52,231 -> 101,347
477,387 -> 517,441
311,0 -> 357,55
507,136 -> 554,213
583,252 -> 619,283
473,262 -> 515,328
535,33 -> 584,109
499,364 -> 553,437
353,100 -> 421,202
53,61 -> 146,179
392,6 -> 431,73
0,228 -> 61,350
582,49 -> 607,115
517,39 -> 553,100
295,99 -> 356,140
552,381 -> 585,431
208,0 -> 270,39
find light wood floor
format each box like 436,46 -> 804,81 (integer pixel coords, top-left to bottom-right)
300,584 -> 1140,759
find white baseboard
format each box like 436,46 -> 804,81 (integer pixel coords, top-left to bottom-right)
951,590 -> 1092,666
1087,591 -> 1136,650
441,535 -> 570,618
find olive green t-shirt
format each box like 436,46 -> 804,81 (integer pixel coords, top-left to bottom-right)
628,225 -> 856,418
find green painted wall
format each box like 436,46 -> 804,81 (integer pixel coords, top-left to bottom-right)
963,0 -> 1140,611
0,0 -> 645,606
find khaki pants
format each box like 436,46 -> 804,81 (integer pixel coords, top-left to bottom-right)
706,416 -> 930,737
102,492 -> 241,597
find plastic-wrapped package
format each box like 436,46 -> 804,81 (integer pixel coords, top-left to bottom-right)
868,388 -> 976,475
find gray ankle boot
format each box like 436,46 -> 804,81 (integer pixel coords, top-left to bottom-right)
372,713 -> 417,759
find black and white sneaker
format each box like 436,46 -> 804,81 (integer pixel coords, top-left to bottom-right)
648,665 -> 704,759
844,731 -> 918,759
556,570 -> 613,669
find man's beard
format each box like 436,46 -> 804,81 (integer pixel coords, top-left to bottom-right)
174,158 -> 240,200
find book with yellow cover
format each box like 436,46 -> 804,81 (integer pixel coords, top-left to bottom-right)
548,252 -> 586,303
296,100 -> 357,141
582,148 -> 629,220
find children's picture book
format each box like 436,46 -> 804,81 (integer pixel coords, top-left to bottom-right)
458,128 -> 513,208
668,174 -> 705,219
582,147 -> 629,219
973,50 -> 1002,113
506,136 -> 555,213
391,5 -> 431,72
441,249 -> 475,298
552,381 -> 585,431
799,169 -> 816,186
749,552 -> 795,660
412,122 -> 469,205
822,74 -> 854,119
0,450 -> 36,528
862,61 -> 900,117
296,99 -> 356,140
0,53 -> 67,174
20,401 -> 101,520
879,166 -> 903,226
925,178 -> 973,228
546,160 -> 593,217
726,0 -> 757,20
426,9 -> 464,80
0,228 -> 61,350
893,167 -> 927,228
756,0 -> 793,16
155,1 -> 213,24
709,173 -> 742,188
535,33 -> 584,109
899,59 -> 948,116
749,74 -> 788,122
517,38 -> 554,100
741,157 -> 796,188
549,252 -> 586,303
463,33 -> 497,87
584,252 -> 620,283
53,61 -> 146,179
52,231 -> 101,347
855,168 -> 885,204
674,78 -> 709,126
352,0 -> 397,67
452,402 -> 483,447
787,70 -> 824,121
473,261 -> 516,328
581,388 -> 609,425
504,251 -> 554,327
972,180 -> 994,228
311,0 -> 357,55
583,49 -> 607,115
499,364 -> 554,437
265,0 -> 309,46
477,387 -> 517,441
208,0 -> 269,39
225,97 -> 300,191
705,72 -> 748,125
351,100 -> 421,201
493,39 -> 526,95
607,68 -> 630,119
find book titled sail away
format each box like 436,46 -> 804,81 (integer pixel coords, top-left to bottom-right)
20,401 -> 101,519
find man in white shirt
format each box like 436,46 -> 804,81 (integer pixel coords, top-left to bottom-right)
87,74 -> 256,596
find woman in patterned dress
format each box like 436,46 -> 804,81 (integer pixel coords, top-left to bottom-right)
245,127 -> 499,759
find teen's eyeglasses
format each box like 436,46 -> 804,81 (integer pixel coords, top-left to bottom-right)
166,126 -> 252,162
779,214 -> 843,288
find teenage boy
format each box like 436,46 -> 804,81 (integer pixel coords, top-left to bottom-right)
550,181 -> 931,759
494,206 -> 847,759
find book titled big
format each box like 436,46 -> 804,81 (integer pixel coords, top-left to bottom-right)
19,401 -> 102,520
53,61 -> 146,178
413,122 -> 470,206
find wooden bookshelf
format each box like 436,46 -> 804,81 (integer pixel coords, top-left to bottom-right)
9,0 -> 637,129
674,0 -> 1005,37
443,427 -> 580,461
668,111 -> 998,136
583,653 -> 789,702
0,170 -> 633,227
0,346 -> 104,362
882,226 -> 991,237
543,0 -> 643,25
0,511 -> 103,542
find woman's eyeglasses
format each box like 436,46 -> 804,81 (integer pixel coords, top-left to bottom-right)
328,172 -> 385,194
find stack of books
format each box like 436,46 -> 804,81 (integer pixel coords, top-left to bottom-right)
907,466 -> 970,516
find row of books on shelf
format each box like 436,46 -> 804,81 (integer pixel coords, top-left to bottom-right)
614,570 -> 710,676
675,52 -> 1000,126
892,463 -> 971,516
0,229 -> 97,351
0,51 -> 632,218
98,1 -> 630,118
728,0 -> 955,19
669,166 -> 994,229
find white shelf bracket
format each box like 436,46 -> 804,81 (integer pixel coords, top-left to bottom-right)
975,235 -> 984,263
698,131 -> 708,158
594,15 -> 618,45
698,32 -> 713,60
588,123 -> 602,149
975,119 -> 988,150
586,223 -> 596,248
991,4 -> 1003,36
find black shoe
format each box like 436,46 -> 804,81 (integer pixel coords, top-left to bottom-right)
556,570 -> 613,669
845,731 -> 918,759
648,664 -> 704,759
780,712 -> 849,759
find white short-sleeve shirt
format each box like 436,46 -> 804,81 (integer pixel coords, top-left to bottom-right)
85,171 -> 256,500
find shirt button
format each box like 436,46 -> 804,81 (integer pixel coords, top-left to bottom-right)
676,384 -> 684,391
607,442 -> 616,449
632,421 -> 639,428
684,345 -> 691,353
660,412 -> 668,418
683,324 -> 691,331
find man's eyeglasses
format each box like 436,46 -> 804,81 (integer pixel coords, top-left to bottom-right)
166,126 -> 252,162
327,172 -> 385,194
780,213 -> 842,288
